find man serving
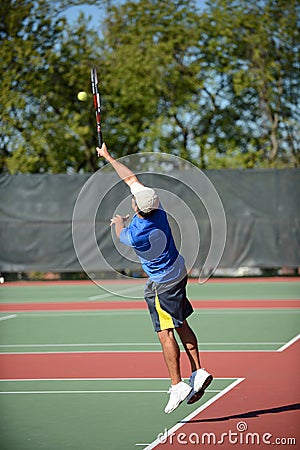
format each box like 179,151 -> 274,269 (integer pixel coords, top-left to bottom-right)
97,142 -> 213,413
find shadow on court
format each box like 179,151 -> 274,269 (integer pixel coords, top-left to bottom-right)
182,402 -> 300,423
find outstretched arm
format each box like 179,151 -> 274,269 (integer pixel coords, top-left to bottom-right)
97,142 -> 142,188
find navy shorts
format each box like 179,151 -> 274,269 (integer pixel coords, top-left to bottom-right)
144,275 -> 194,332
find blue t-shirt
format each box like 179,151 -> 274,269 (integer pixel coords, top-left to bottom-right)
120,205 -> 185,283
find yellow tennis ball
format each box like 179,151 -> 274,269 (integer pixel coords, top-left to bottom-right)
77,91 -> 88,101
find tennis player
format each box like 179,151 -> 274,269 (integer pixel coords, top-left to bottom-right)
97,143 -> 213,413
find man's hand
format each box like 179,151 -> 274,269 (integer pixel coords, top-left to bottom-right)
110,214 -> 130,238
110,214 -> 130,227
97,142 -> 112,161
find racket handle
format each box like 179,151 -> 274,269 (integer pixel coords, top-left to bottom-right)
98,131 -> 103,147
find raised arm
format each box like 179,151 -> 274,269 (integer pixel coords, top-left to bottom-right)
97,142 -> 142,188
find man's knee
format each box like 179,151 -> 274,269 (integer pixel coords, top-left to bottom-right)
157,328 -> 175,344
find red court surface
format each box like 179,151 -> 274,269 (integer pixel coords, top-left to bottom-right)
1,299 -> 299,312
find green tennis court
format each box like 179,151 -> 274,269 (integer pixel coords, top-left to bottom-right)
0,309 -> 299,353
0,378 -> 239,450
1,278 -> 299,303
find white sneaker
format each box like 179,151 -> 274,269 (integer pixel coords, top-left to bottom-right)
186,368 -> 213,405
164,381 -> 192,414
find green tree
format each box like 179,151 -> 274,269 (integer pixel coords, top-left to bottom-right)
197,0 -> 300,167
99,0 -> 300,168
0,0 -> 103,173
100,0 -> 203,162
1,0 -> 299,173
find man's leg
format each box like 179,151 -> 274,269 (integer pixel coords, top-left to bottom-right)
176,320 -> 201,372
157,328 -> 181,385
176,320 -> 213,405
157,328 -> 192,413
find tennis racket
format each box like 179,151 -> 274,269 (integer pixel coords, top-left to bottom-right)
90,68 -> 103,147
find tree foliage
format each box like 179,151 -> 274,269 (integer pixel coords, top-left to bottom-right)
0,0 -> 102,173
199,0 -> 300,167
1,0 -> 299,173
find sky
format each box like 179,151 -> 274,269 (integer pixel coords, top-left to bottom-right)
65,0 -> 208,27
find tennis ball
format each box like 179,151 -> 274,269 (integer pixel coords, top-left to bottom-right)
77,91 -> 88,101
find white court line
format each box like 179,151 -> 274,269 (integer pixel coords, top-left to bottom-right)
17,311 -> 147,317
0,377 -> 232,382
88,285 -> 143,301
0,390 -> 222,395
277,333 -> 300,352
140,378 -> 245,450
0,341 -> 284,348
0,314 -> 16,322
0,335 -> 295,354
0,343 -> 161,348
0,349 -> 285,355
0,390 -> 167,395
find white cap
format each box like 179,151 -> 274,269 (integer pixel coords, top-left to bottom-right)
130,182 -> 159,214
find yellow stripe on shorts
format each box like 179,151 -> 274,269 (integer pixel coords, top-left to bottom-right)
155,293 -> 174,330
